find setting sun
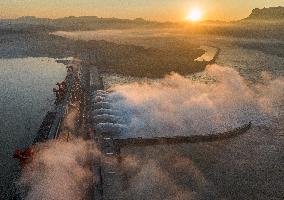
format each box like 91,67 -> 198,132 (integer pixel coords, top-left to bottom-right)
186,9 -> 202,22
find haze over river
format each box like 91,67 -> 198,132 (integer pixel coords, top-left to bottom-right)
0,57 -> 66,198
0,30 -> 283,199
56,31 -> 284,199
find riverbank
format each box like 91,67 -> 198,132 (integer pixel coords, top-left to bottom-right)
195,46 -> 220,62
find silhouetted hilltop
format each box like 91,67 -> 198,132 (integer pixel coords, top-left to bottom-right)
0,16 -> 167,31
244,6 -> 284,21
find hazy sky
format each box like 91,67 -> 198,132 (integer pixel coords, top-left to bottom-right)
1,0 -> 284,21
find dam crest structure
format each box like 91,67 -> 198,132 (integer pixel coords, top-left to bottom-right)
12,58 -> 251,200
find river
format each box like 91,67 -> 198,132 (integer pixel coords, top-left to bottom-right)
0,57 -> 66,198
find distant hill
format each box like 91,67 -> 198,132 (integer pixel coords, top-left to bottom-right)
243,6 -> 284,21
0,16 -> 167,31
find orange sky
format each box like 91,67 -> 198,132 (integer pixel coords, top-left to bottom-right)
0,0 -> 284,21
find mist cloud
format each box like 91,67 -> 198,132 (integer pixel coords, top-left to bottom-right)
107,64 -> 284,138
18,139 -> 98,200
18,64 -> 284,200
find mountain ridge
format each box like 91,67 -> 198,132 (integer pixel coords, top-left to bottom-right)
243,6 -> 284,21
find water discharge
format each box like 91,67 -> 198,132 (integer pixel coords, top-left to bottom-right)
108,64 -> 284,138
19,64 -> 283,200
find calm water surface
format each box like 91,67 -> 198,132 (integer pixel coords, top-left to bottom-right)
0,57 -> 66,198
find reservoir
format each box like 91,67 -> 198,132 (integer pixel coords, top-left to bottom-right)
0,57 -> 66,198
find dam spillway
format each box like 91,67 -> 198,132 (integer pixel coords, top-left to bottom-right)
87,64 -> 252,200
13,60 -> 253,200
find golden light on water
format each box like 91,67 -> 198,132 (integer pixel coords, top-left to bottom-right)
186,8 -> 202,22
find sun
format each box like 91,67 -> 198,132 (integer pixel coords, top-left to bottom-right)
186,9 -> 202,22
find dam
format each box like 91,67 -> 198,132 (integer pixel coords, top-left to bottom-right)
77,60 -> 253,199
11,58 -> 253,200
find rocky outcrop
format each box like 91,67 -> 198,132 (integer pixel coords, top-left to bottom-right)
245,6 -> 284,21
